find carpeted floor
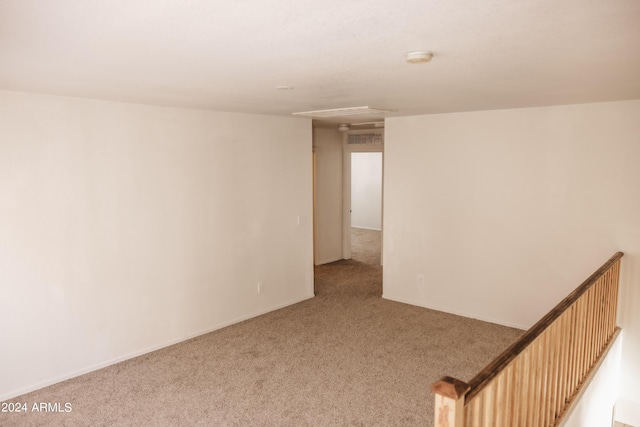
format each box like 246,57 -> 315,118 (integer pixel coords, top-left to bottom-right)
0,228 -> 523,426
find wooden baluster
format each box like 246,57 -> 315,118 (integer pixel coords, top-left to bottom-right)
608,267 -> 615,334
580,286 -> 595,377
525,345 -> 533,427
463,402 -> 472,427
564,308 -> 573,412
584,289 -> 592,381
592,280 -> 598,360
579,297 -> 585,394
603,270 -> 610,335
600,275 -> 606,344
604,268 -> 612,341
493,376 -> 502,427
498,365 -> 510,427
511,361 -> 519,426
583,293 -> 590,388
580,293 -> 588,388
603,268 -> 608,330
600,269 -> 613,342
568,304 -> 577,401
574,295 -> 583,393
522,347 -> 531,426
593,277 -> 600,356
585,278 -> 604,368
596,274 -> 606,353
547,320 -> 559,426
483,381 -> 495,426
553,316 -> 561,422
600,273 -> 608,346
589,283 -> 596,370
607,270 -> 612,333
556,313 -> 567,420
606,265 -> 613,334
554,320 -> 562,423
432,376 -> 470,427
544,322 -> 553,427
471,392 -> 482,427
586,286 -> 595,371
539,330 -> 549,427
612,261 -> 620,331
531,340 -> 541,427
609,263 -> 618,333
495,375 -> 503,427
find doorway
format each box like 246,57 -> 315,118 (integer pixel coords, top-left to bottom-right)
312,125 -> 384,296
341,130 -> 384,264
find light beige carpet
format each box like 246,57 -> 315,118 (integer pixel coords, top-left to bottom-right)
0,228 -> 523,426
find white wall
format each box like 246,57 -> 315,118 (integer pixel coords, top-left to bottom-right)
615,397 -> 640,426
383,100 -> 640,405
0,90 -> 314,400
351,152 -> 382,230
313,127 -> 343,265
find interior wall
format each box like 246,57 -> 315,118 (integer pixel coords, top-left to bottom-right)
383,100 -> 640,405
313,127 -> 343,265
351,152 -> 382,230
615,397 -> 640,426
0,90 -> 314,400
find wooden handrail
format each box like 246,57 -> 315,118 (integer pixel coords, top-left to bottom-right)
465,251 -> 623,401
432,252 -> 624,427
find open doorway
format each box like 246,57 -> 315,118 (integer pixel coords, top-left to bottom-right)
349,152 -> 383,265
341,129 -> 384,264
312,125 -> 383,296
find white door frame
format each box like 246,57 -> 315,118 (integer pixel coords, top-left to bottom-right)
342,129 -> 384,261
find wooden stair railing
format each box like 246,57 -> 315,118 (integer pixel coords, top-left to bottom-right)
432,252 -> 623,427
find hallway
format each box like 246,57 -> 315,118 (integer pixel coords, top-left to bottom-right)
314,228 -> 382,297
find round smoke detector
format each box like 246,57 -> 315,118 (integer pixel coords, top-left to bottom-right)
406,51 -> 433,64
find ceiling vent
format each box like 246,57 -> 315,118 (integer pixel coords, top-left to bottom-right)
292,106 -> 393,118
347,133 -> 383,145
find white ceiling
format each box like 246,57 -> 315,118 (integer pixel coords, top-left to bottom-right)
1,0 -> 639,124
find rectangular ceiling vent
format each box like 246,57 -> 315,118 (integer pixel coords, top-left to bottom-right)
292,106 -> 393,118
347,133 -> 383,145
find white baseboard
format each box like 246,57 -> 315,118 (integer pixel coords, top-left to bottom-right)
381,293 -> 528,330
351,226 -> 382,231
0,293 -> 314,402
